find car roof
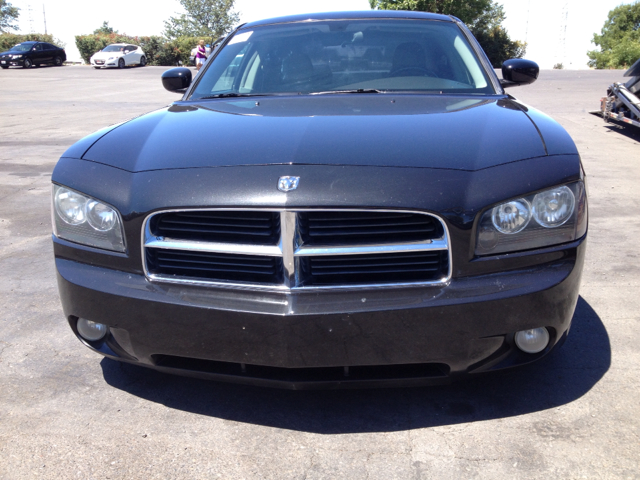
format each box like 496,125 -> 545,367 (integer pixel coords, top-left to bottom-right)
242,10 -> 455,29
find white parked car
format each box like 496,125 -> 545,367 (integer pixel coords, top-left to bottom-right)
90,43 -> 146,69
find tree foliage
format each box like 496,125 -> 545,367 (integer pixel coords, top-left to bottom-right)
587,1 -> 640,69
0,0 -> 20,33
93,21 -> 116,35
164,0 -> 239,43
372,0 -> 491,25
370,0 -> 526,67
0,33 -> 62,51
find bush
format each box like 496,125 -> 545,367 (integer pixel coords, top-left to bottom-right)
75,33 -> 143,64
164,36 -> 201,66
75,33 -> 202,66
0,33 -> 64,52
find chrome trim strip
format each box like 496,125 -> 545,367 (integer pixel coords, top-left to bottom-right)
146,273 -> 449,292
294,239 -> 448,256
144,237 -> 283,256
142,208 -> 452,292
280,211 -> 297,288
147,273 -> 291,291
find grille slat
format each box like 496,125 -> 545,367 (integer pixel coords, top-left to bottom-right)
151,211 -> 280,244
145,210 -> 449,288
302,251 -> 448,285
156,226 -> 275,236
299,211 -> 443,245
307,226 -> 437,237
147,249 -> 283,284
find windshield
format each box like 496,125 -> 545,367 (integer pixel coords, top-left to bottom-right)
10,44 -> 33,52
190,19 -> 494,99
102,45 -> 124,52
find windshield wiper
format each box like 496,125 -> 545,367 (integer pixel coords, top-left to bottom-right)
198,93 -> 271,99
310,89 -> 386,95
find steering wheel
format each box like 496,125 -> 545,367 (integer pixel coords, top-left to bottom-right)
390,66 -> 439,78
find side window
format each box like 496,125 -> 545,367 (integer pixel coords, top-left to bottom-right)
34,44 -> 43,51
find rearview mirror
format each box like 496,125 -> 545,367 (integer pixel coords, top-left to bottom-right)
501,59 -> 539,88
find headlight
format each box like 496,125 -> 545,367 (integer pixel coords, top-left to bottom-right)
532,186 -> 575,227
52,185 -> 125,252
12,55 -> 23,59
475,182 -> 587,256
491,199 -> 531,234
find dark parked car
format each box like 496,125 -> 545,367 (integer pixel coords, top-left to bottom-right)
0,41 -> 66,69
52,11 -> 587,389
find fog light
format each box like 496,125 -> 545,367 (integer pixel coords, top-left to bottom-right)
515,327 -> 550,354
77,318 -> 108,341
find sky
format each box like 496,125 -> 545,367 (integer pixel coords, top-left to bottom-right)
8,0 -> 637,68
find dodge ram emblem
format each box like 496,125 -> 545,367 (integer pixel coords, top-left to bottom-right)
278,176 -> 300,192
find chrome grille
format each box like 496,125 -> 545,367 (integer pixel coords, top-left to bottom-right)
300,251 -> 448,286
298,211 -> 443,245
143,209 -> 450,290
150,211 -> 280,245
146,249 -> 284,284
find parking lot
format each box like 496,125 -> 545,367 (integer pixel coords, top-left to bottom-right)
0,64 -> 639,479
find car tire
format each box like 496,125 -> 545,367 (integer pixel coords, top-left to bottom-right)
118,58 -> 125,69
54,56 -> 63,66
23,58 -> 32,68
93,66 -> 101,69
139,56 -> 146,67
1,66 -> 8,69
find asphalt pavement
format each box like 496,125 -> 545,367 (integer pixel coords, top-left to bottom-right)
0,65 -> 638,479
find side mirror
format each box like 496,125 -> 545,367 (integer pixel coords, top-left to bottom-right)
162,67 -> 192,93
501,59 -> 539,88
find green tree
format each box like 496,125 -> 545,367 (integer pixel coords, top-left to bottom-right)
0,0 -> 20,33
372,0 -> 491,25
164,0 -> 239,43
370,0 -> 526,67
93,21 -> 116,35
587,1 -> 640,69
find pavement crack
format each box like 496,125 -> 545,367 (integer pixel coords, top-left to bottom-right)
0,341 -> 12,358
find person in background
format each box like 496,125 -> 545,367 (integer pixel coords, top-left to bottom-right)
195,40 -> 207,72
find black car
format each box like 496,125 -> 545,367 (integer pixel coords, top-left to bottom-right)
0,41 -> 66,69
52,11 -> 587,389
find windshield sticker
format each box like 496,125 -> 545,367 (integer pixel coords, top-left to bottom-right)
228,31 -> 253,45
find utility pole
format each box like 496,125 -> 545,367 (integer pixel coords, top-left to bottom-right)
555,1 -> 569,68
43,5 -> 47,35
28,4 -> 34,33
525,0 -> 530,44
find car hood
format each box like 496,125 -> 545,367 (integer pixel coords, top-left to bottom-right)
76,95 -> 578,173
0,50 -> 26,56
91,51 -> 124,60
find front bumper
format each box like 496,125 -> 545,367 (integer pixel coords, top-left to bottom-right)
56,240 -> 585,389
91,59 -> 118,68
1,58 -> 25,66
